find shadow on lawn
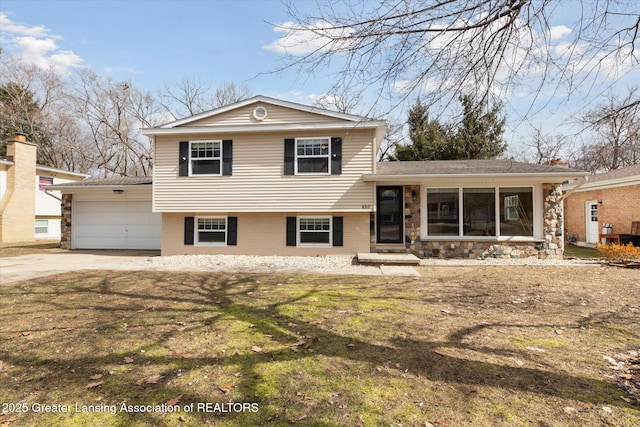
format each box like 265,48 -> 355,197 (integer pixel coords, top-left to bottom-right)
0,270 -> 636,426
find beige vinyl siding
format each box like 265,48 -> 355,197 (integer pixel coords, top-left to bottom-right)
153,128 -> 375,212
162,212 -> 370,256
189,103 -> 342,127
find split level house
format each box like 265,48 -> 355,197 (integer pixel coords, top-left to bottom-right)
0,134 -> 88,244
50,95 -> 589,259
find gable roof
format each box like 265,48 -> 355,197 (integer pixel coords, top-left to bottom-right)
563,163 -> 640,191
140,95 -> 386,138
364,160 -> 589,183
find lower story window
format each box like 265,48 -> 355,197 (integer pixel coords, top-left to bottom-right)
298,217 -> 331,245
197,217 -> 226,245
35,219 -> 49,234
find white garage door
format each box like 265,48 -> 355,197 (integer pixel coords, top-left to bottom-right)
73,200 -> 161,250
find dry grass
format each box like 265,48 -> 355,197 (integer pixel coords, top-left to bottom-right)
0,266 -> 638,426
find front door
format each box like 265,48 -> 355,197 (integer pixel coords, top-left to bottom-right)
377,186 -> 404,244
585,201 -> 599,244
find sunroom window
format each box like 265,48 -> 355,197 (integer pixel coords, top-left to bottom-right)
426,187 -> 534,238
463,188 -> 496,236
427,188 -> 459,236
500,188 -> 534,236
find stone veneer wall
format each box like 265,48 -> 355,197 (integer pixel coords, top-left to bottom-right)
60,193 -> 72,249
400,183 -> 565,260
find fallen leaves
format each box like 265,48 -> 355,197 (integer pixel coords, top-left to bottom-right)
605,348 -> 640,405
165,395 -> 182,407
123,357 -> 134,364
6,331 -> 31,340
218,384 -> 235,394
85,381 -> 103,389
145,374 -> 163,384
135,374 -> 163,386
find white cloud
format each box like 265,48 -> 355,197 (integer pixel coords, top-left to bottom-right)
549,25 -> 572,40
0,12 -> 83,74
263,20 -> 354,56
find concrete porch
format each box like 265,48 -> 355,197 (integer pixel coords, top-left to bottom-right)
357,252 -> 421,265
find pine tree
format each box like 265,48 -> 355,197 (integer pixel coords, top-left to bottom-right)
392,95 -> 506,161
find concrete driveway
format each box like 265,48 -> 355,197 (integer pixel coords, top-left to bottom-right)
0,251 -> 420,284
0,250 -> 160,284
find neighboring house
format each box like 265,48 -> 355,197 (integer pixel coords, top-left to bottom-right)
51,95 -> 588,259
0,134 -> 88,243
563,164 -> 640,245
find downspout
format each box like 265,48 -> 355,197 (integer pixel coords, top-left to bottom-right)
557,176 -> 589,203
44,189 -> 62,202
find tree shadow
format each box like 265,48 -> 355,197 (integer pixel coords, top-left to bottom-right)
0,269 -> 637,425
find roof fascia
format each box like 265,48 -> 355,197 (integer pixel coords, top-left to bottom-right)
142,120 -> 387,136
363,171 -> 590,183
562,175 -> 640,191
46,183 -> 152,191
36,165 -> 90,178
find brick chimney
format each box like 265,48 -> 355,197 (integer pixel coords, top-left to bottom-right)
0,133 -> 37,243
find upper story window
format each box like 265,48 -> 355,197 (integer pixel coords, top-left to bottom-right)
179,140 -> 232,177
190,141 -> 221,175
284,137 -> 341,176
296,137 -> 331,174
39,176 -> 53,191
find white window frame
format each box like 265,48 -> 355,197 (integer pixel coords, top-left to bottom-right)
423,186 -> 536,240
295,137 -> 331,175
189,140 -> 222,176
35,219 -> 49,235
297,216 -> 332,247
195,216 -> 227,246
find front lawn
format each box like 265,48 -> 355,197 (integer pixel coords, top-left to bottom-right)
1,267 -> 638,426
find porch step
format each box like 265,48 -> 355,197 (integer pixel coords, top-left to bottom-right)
357,252 -> 420,266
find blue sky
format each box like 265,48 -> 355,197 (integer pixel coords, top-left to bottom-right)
1,0 -> 639,154
0,0 -> 308,97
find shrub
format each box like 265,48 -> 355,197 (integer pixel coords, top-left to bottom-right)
596,242 -> 640,262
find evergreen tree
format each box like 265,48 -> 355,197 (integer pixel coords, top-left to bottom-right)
392,98 -> 452,160
0,82 -> 49,158
452,94 -> 506,159
392,95 -> 506,161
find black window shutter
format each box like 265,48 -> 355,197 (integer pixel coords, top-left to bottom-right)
179,141 -> 189,176
333,216 -> 344,246
227,216 -> 238,245
286,216 -> 297,246
222,140 -> 233,176
284,139 -> 295,175
184,216 -> 194,245
331,137 -> 342,174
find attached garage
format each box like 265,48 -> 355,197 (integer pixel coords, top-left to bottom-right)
48,177 -> 161,250
73,199 -> 160,249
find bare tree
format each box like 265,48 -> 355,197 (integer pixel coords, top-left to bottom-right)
159,78 -> 251,120
271,1 -> 639,115
573,88 -> 640,172
0,55 -> 94,172
517,127 -> 576,165
67,70 -> 157,177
